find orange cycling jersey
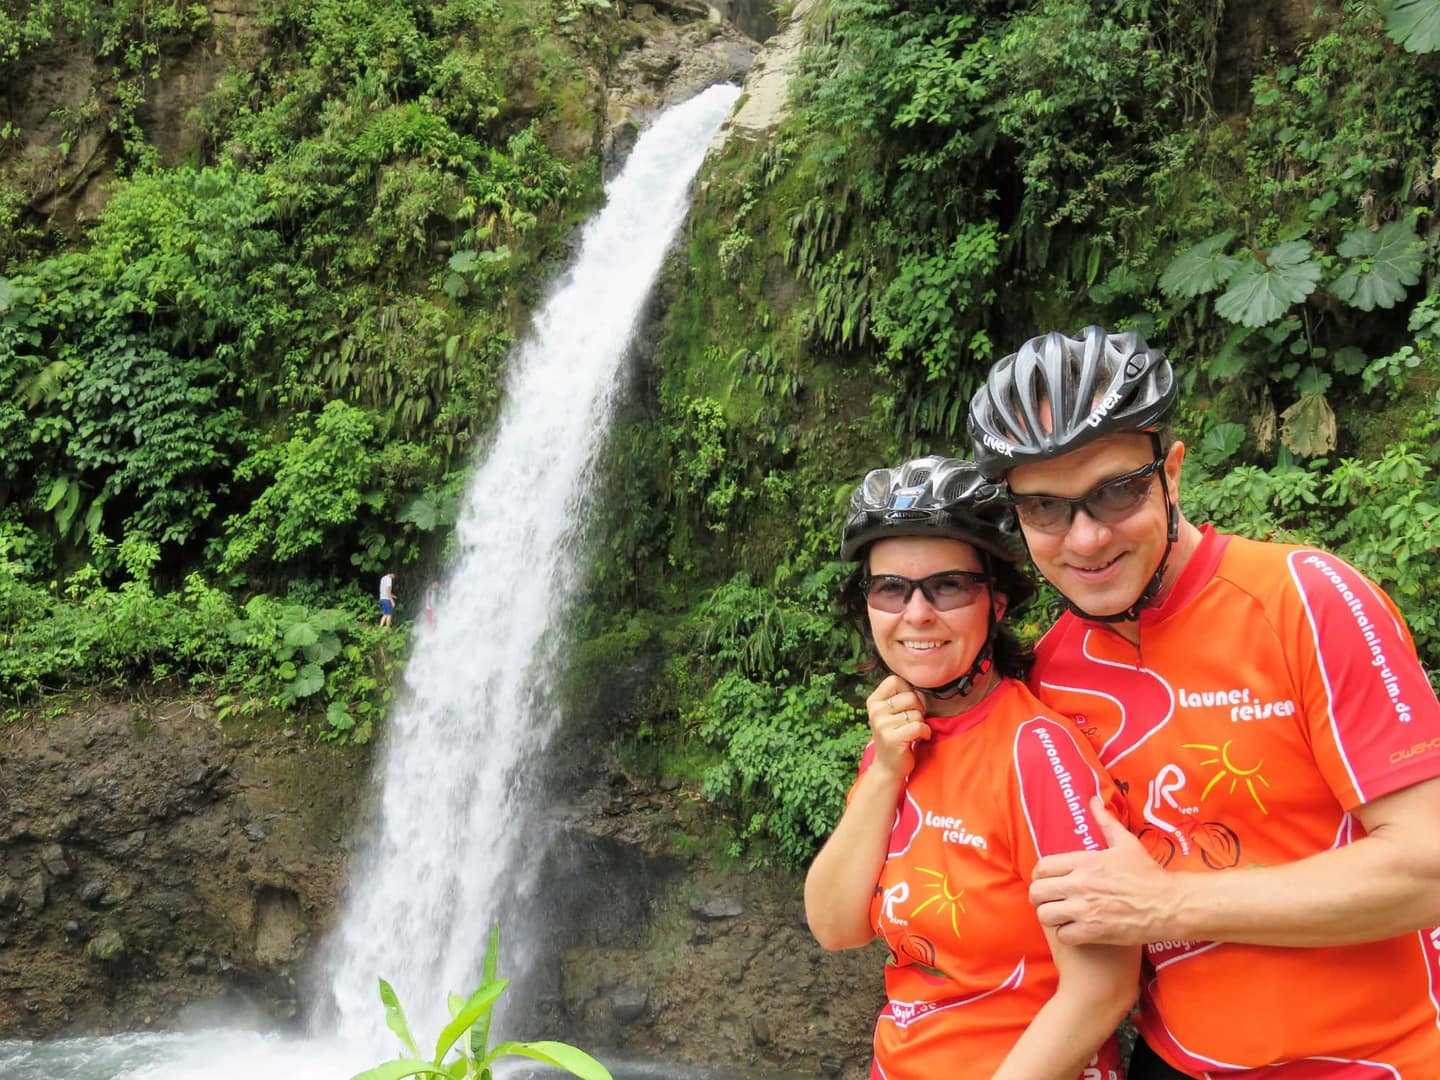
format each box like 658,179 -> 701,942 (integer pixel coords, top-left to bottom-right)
851,677 -> 1126,1080
1032,526 -> 1440,1078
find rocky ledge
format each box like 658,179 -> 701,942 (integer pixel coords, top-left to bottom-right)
523,772 -> 881,1079
0,696 -> 363,1036
0,695 -> 881,1076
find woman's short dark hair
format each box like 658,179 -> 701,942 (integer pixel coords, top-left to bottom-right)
838,547 -> 1037,682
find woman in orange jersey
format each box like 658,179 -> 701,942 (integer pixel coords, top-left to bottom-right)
805,456 -> 1139,1080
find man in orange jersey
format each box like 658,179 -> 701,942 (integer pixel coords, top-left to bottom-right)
968,326 -> 1440,1079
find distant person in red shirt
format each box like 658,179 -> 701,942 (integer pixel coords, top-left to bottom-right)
424,579 -> 440,626
804,455 -> 1138,1080
969,327 -> 1440,1078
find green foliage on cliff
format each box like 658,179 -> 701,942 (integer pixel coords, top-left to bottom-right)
0,532 -> 398,737
597,0 -> 1440,867
4,0 -> 1440,867
0,0 -> 624,731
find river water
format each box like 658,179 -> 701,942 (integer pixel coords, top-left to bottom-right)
0,83 -> 741,1080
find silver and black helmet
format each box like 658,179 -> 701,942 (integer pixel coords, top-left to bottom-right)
969,326 -> 1176,476
840,455 -> 1025,563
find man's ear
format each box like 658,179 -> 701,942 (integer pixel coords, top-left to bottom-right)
1164,439 -> 1186,492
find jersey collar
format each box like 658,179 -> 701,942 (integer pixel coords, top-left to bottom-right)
1135,523 -> 1228,627
926,678 -> 1011,739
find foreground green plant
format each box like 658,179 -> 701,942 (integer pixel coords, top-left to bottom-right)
354,925 -> 612,1080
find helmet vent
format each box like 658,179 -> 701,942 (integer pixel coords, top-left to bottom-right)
968,325 -> 1177,475
839,456 -> 1027,563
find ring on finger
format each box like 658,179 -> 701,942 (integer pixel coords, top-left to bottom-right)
897,708 -> 910,724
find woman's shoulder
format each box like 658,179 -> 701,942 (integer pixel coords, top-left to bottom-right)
992,675 -> 1064,718
989,678 -> 1107,766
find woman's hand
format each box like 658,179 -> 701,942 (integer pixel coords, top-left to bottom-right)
866,675 -> 932,780
806,674 -> 927,951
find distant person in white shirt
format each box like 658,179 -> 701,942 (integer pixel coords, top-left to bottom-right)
424,579 -> 440,626
378,571 -> 397,627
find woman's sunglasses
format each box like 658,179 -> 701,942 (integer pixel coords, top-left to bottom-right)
1009,458 -> 1164,534
862,570 -> 989,613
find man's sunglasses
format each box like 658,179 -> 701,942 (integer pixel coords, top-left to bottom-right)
1009,458 -> 1165,534
862,570 -> 989,613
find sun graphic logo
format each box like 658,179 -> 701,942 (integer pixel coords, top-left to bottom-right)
909,867 -> 967,938
1183,739 -> 1271,813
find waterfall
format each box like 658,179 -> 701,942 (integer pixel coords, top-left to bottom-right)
320,82 -> 741,1052
0,84 -> 738,1080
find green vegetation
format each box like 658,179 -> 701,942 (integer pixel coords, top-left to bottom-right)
588,0 -> 1440,869
356,925 -> 613,1080
0,0 -> 625,737
4,0 -> 1439,870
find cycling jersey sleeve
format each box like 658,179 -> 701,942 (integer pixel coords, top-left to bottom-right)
1010,715 -> 1124,873
1285,549 -> 1440,808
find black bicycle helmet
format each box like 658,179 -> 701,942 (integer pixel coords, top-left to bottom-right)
840,455 -> 1025,564
968,326 -> 1176,477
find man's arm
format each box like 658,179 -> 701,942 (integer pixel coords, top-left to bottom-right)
1030,778 -> 1440,947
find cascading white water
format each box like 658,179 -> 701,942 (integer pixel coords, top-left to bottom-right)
321,80 -> 741,1051
0,83 -> 739,1080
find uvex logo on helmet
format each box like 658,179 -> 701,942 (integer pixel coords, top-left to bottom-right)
981,432 -> 1014,457
1084,389 -> 1124,429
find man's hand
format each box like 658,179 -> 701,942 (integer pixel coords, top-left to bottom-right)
1029,796 -> 1183,946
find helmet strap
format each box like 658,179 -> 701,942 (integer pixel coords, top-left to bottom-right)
1062,434 -> 1178,624
917,552 -> 999,701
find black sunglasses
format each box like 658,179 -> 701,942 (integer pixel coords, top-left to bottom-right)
1009,458 -> 1165,534
862,570 -> 989,613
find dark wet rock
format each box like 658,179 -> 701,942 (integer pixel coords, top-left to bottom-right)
19,874 -> 48,913
648,0 -> 709,18
111,830 -> 147,857
534,775 -> 880,1080
0,695 -> 364,1038
84,929 -> 125,964
690,893 -> 743,920
40,844 -> 72,879
610,985 -> 650,1024
7,688 -> 878,1077
88,883 -> 125,908
77,880 -> 108,907
184,763 -> 228,790
750,1014 -> 772,1046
